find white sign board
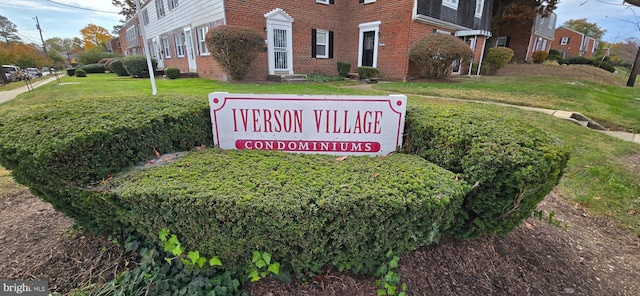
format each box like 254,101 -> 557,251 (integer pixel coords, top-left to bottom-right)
208,92 -> 407,156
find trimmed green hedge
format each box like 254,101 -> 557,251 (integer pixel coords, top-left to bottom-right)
0,95 -> 568,276
109,59 -> 128,76
0,95 -> 213,231
81,63 -> 106,74
109,149 -> 469,274
404,105 -> 570,238
123,55 -> 157,78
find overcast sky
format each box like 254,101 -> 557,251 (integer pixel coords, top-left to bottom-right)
1,0 -> 638,45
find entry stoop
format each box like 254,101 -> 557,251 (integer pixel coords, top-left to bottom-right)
267,74 -> 308,83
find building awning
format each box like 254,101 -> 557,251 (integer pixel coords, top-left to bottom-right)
455,30 -> 492,38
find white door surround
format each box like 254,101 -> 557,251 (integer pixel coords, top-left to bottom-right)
183,26 -> 197,72
265,8 -> 294,75
358,21 -> 381,68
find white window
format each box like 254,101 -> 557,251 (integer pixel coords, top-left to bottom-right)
475,0 -> 484,18
142,9 -> 149,25
168,0 -> 179,10
162,37 -> 171,58
443,0 -> 459,10
156,0 -> 165,19
197,26 -> 209,55
560,37 -> 569,46
362,0 -> 376,4
496,36 -> 507,47
175,34 -> 185,57
542,39 -> 548,51
316,0 -> 329,4
315,29 -> 329,58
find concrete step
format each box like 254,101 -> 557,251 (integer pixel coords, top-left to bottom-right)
267,74 -> 308,83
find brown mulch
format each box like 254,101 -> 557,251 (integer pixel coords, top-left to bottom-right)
496,64 -> 629,86
1,176 -> 639,295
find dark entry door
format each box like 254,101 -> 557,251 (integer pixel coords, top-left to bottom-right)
361,31 -> 375,67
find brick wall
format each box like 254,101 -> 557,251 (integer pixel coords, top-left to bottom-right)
551,28 -> 584,58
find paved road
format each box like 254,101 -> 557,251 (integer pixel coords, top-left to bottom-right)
0,74 -> 62,104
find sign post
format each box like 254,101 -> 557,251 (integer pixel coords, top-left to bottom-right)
208,93 -> 407,156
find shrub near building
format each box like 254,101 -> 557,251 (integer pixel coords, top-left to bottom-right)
122,55 -> 157,78
205,25 -> 264,81
409,34 -> 474,79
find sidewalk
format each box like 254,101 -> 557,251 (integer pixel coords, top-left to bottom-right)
412,94 -> 640,145
0,74 -> 62,104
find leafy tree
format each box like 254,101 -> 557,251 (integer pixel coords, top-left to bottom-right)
492,0 -> 559,31
80,24 -> 112,51
47,50 -> 66,69
46,37 -> 74,53
205,25 -> 265,81
0,42 -> 48,68
611,39 -> 639,65
562,18 -> 606,40
0,15 -> 21,43
112,0 -> 137,20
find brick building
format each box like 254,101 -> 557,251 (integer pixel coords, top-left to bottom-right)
551,26 -> 599,59
124,0 -> 494,81
106,37 -> 122,54
119,16 -> 145,56
490,12 -> 557,63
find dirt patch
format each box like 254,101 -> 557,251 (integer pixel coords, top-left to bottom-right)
1,187 -> 639,295
621,153 -> 640,174
496,64 -> 628,86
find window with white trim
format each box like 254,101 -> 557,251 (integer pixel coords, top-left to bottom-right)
359,0 -> 376,4
168,0 -> 178,10
175,34 -> 185,57
315,29 -> 329,58
156,0 -> 165,19
316,0 -> 329,4
475,0 -> 484,18
142,9 -> 149,25
197,26 -> 209,55
496,36 -> 507,47
162,36 -> 171,58
560,37 -> 569,45
443,0 -> 459,10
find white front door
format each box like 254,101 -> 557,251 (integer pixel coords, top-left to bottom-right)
269,26 -> 291,73
265,8 -> 294,75
153,37 -> 164,69
183,27 -> 197,72
358,21 -> 381,68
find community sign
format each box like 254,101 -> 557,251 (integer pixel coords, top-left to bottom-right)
208,92 -> 407,156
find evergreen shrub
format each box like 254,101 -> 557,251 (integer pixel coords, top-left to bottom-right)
565,56 -> 593,65
595,60 -> 616,73
75,69 -> 87,77
408,34 -> 474,79
404,105 -> 570,238
337,61 -> 351,77
109,59 -> 129,76
164,67 -> 180,79
357,66 -> 379,80
122,55 -> 157,78
532,51 -> 548,63
0,95 -> 213,232
66,68 -> 77,76
205,25 -> 264,81
81,63 -> 106,73
484,47 -> 514,74
110,150 -> 469,274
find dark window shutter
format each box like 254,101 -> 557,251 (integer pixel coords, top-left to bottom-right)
311,29 -> 317,58
505,37 -> 511,47
329,31 -> 334,59
330,0 -> 334,4
567,37 -> 570,44
359,0 -> 364,3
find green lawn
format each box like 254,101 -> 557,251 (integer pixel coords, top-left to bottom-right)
0,73 -> 638,236
374,75 -> 640,132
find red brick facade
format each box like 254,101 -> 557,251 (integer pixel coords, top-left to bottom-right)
127,0 -> 491,81
551,27 -> 599,59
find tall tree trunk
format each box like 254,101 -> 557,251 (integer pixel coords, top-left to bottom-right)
627,45 -> 640,87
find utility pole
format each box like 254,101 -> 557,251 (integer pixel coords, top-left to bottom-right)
35,16 -> 48,59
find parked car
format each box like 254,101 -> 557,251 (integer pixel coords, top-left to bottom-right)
25,68 -> 42,78
2,65 -> 22,82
